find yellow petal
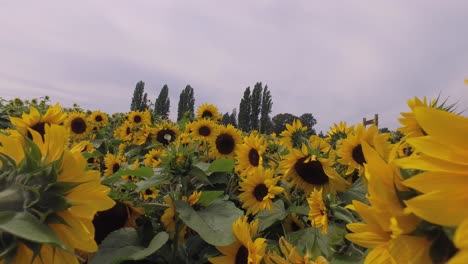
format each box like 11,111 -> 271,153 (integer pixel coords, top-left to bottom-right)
403,171 -> 468,193
448,250 -> 468,264
395,153 -> 468,174
454,218 -> 468,249
405,136 -> 468,165
346,232 -> 388,248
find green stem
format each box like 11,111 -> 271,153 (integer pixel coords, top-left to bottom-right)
0,187 -> 24,212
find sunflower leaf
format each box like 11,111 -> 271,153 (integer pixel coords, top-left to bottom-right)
207,158 -> 235,173
102,167 -> 155,185
175,200 -> 243,246
0,211 -> 64,247
197,191 -> 225,207
89,227 -> 142,264
135,173 -> 170,192
257,200 -> 288,231
126,231 -> 169,260
189,166 -> 211,185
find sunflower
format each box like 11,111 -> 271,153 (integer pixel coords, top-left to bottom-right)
394,107 -> 468,226
196,103 -> 222,121
209,216 -> 266,264
238,167 -> 284,215
283,213 -> 305,233
161,195 -> 187,240
307,188 -> 328,234
398,96 -> 436,139
65,112 -> 91,139
140,187 -> 159,200
281,144 -> 349,194
190,118 -> 217,141
326,121 -> 354,149
279,119 -> 309,150
89,110 -> 108,127
0,124 -> 115,263
132,125 -> 152,146
127,110 -> 151,126
336,124 -> 392,177
209,124 -> 243,159
113,121 -> 134,141
152,121 -> 179,146
10,103 -> 67,139
345,140 -> 431,264
144,148 -> 167,168
448,218 -> 468,264
264,237 -> 329,264
235,133 -> 267,177
103,152 -> 126,177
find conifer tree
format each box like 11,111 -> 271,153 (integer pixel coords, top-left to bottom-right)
238,87 -> 251,132
177,85 -> 195,121
260,85 -> 273,134
154,84 -> 170,119
250,82 -> 263,131
130,81 -> 148,111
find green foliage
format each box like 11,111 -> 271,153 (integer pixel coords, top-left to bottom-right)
272,113 -> 299,134
154,84 -> 170,119
130,81 -> 149,111
207,158 -> 235,173
250,82 -> 263,131
300,113 -> 317,135
260,85 -> 273,134
177,85 -> 195,121
238,87 -> 251,131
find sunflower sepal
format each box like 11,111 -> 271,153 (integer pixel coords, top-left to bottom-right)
0,187 -> 24,212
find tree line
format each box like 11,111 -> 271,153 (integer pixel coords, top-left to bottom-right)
130,81 -> 317,134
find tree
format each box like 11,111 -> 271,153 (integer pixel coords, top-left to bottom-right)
238,87 -> 251,132
299,113 -> 317,135
250,82 -> 263,131
260,85 -> 273,134
221,112 -> 230,126
154,84 -> 170,119
272,113 -> 299,134
177,85 -> 195,121
130,81 -> 148,111
229,108 -> 237,127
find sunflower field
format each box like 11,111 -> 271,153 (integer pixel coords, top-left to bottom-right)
0,95 -> 467,264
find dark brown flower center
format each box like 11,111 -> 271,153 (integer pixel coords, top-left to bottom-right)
126,127 -> 132,135
156,129 -> 176,146
198,126 -> 211,136
112,163 -> 120,173
27,122 -> 46,139
248,149 -> 260,166
133,115 -> 142,123
71,117 -> 87,134
352,144 -> 366,165
294,157 -> 329,185
202,110 -> 213,118
235,245 -> 248,264
145,189 -> 153,195
253,183 -> 268,202
215,133 -> 235,154
95,115 -> 103,122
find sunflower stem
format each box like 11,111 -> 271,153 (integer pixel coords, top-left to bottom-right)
0,187 -> 24,212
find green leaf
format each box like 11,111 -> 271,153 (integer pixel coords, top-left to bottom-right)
189,166 -> 211,185
175,200 -> 243,246
0,211 -> 63,247
285,227 -> 317,254
89,228 -> 142,264
194,161 -> 211,172
126,232 -> 169,260
288,205 -> 310,216
135,173 -> 170,192
197,191 -> 225,207
256,200 -> 288,231
207,158 -> 235,173
102,167 -> 155,185
82,150 -> 103,159
339,177 -> 368,205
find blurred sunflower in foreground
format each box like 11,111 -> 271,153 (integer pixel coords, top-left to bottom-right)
0,124 -> 115,263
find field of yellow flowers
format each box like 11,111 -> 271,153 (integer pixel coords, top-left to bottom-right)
0,96 -> 466,264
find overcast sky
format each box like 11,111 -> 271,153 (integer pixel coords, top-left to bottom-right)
1,1 -> 467,133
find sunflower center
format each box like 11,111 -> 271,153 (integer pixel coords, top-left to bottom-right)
253,183 -> 268,202
215,133 -> 235,154
235,245 -> 249,264
198,126 -> 211,136
27,122 -> 46,139
133,115 -> 142,123
112,163 -> 120,173
292,221 -> 301,232
71,118 -> 87,134
352,144 -> 366,165
95,115 -> 103,122
145,189 -> 153,195
126,127 -> 132,135
248,149 -> 260,166
294,157 -> 329,185
157,129 -> 176,146
202,110 -> 213,118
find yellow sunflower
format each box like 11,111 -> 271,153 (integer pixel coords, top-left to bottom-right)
336,124 -> 392,177
283,213 -> 305,233
448,218 -> 468,264
307,188 -> 328,234
398,96 -> 437,139
10,103 -> 67,139
190,118 -> 217,141
209,124 -> 243,159
113,121 -> 134,141
395,107 -> 468,226
346,141 -> 431,264
161,195 -> 188,241
265,237 -> 329,264
196,103 -> 222,121
152,121 -> 179,146
281,144 -> 349,194
326,121 -> 354,149
103,152 -> 126,177
279,119 -> 309,150
238,167 -> 284,215
89,110 -> 108,127
65,112 -> 91,139
0,124 -> 115,264
140,187 -> 159,200
127,110 -> 151,126
144,148 -> 167,168
209,217 -> 266,264
132,124 -> 152,146
235,133 -> 266,177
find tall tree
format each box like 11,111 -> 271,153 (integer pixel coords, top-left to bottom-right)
130,81 -> 148,111
238,87 -> 251,132
154,84 -> 170,119
260,85 -> 273,134
299,113 -> 317,135
272,113 -> 299,134
250,82 -> 263,131
229,108 -> 237,127
177,85 -> 195,121
221,112 -> 230,126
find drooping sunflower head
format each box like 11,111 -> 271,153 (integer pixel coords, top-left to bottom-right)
65,112 -> 90,139
283,213 -> 306,233
307,188 -> 328,234
10,103 -> 67,139
279,119 -> 309,150
103,152 -> 126,177
326,121 -> 354,149
235,133 -> 267,177
209,124 -> 243,159
238,167 -> 284,215
89,110 -> 108,128
127,110 -> 151,126
152,121 -> 179,146
281,144 -> 349,194
189,118 -> 217,141
196,103 -> 222,121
